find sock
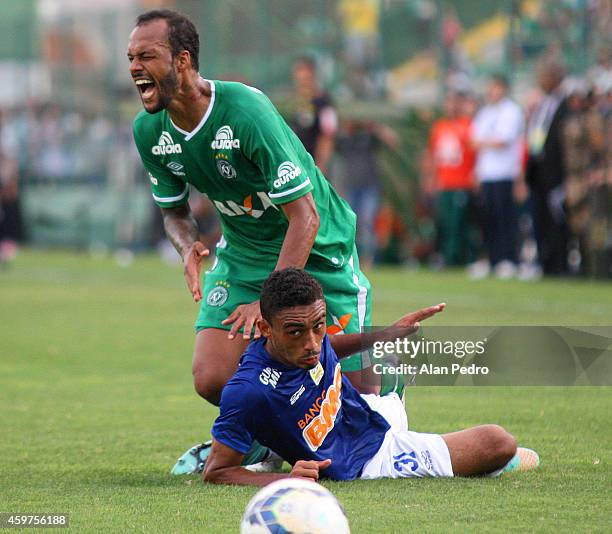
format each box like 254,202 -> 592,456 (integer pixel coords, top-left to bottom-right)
484,453 -> 519,478
379,360 -> 406,398
241,440 -> 270,466
339,352 -> 365,373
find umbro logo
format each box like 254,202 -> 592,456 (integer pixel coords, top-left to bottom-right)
152,131 -> 182,156
166,161 -> 185,176
211,125 -> 240,150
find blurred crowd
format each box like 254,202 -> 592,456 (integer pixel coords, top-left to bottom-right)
422,59 -> 611,280
1,55 -> 610,278
288,55 -> 611,279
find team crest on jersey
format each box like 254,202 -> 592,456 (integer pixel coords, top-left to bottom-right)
216,158 -> 237,180
309,361 -> 324,385
207,281 -> 230,307
152,131 -> 182,156
211,125 -> 240,150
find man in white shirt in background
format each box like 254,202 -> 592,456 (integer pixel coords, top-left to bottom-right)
470,74 -> 525,279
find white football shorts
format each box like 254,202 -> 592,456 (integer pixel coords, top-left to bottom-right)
360,393 -> 454,479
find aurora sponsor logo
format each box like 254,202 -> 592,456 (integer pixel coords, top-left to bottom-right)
211,125 -> 240,150
152,131 -> 182,155
273,161 -> 302,189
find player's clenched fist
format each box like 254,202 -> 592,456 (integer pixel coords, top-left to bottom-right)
290,459 -> 332,481
183,241 -> 209,302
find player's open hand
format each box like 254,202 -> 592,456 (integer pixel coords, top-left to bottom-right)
388,303 -> 446,337
183,241 -> 209,302
290,459 -> 332,481
222,300 -> 262,340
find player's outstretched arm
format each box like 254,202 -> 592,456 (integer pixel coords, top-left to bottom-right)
161,205 -> 209,302
330,303 -> 446,358
202,439 -> 330,486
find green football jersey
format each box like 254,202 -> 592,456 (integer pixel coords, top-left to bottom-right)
133,79 -> 356,268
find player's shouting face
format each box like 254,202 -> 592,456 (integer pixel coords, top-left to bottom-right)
259,300 -> 327,370
127,19 -> 179,114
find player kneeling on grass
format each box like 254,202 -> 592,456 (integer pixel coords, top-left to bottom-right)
202,268 -> 539,485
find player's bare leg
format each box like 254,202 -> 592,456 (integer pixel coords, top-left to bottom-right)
442,424 -> 518,476
192,328 -> 250,406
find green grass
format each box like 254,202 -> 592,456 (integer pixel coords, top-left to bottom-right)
1,250 -> 611,532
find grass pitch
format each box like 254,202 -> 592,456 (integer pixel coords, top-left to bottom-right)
1,251 -> 611,532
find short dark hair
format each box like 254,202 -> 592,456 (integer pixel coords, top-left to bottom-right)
136,9 -> 200,71
294,56 -> 317,71
260,268 -> 324,323
490,73 -> 509,88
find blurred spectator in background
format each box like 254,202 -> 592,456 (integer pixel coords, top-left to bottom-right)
425,90 -> 477,267
291,57 -> 338,175
588,47 -> 612,92
583,75 -> 611,278
337,118 -> 399,268
0,109 -> 24,265
560,77 -> 606,275
470,74 -> 525,279
338,0 -> 382,99
525,59 -> 569,276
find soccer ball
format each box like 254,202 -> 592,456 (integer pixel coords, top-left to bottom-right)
240,478 -> 350,534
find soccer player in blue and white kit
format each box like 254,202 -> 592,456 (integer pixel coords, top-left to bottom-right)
203,269 -> 539,484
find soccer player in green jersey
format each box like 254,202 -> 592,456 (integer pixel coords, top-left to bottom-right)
128,9 -> 396,473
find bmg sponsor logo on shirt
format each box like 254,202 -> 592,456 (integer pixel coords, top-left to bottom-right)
301,364 -> 342,451
273,161 -> 302,189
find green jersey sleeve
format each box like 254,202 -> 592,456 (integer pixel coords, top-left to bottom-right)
132,116 -> 189,208
241,104 -> 314,205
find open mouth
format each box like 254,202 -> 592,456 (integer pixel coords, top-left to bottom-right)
134,78 -> 157,101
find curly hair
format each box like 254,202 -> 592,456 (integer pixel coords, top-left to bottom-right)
260,268 -> 324,323
136,9 -> 200,71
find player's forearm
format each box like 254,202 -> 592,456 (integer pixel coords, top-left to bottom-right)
330,331 -> 383,358
202,465 -> 291,487
275,204 -> 320,271
330,326 -> 408,359
161,205 -> 200,259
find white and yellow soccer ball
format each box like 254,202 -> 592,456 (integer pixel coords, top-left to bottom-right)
240,478 -> 350,534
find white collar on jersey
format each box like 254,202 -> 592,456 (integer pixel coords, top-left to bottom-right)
169,78 -> 216,141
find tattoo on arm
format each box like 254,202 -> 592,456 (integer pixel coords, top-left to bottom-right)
161,205 -> 199,259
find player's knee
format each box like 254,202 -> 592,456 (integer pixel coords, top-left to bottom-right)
485,424 -> 517,465
192,371 -> 223,406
